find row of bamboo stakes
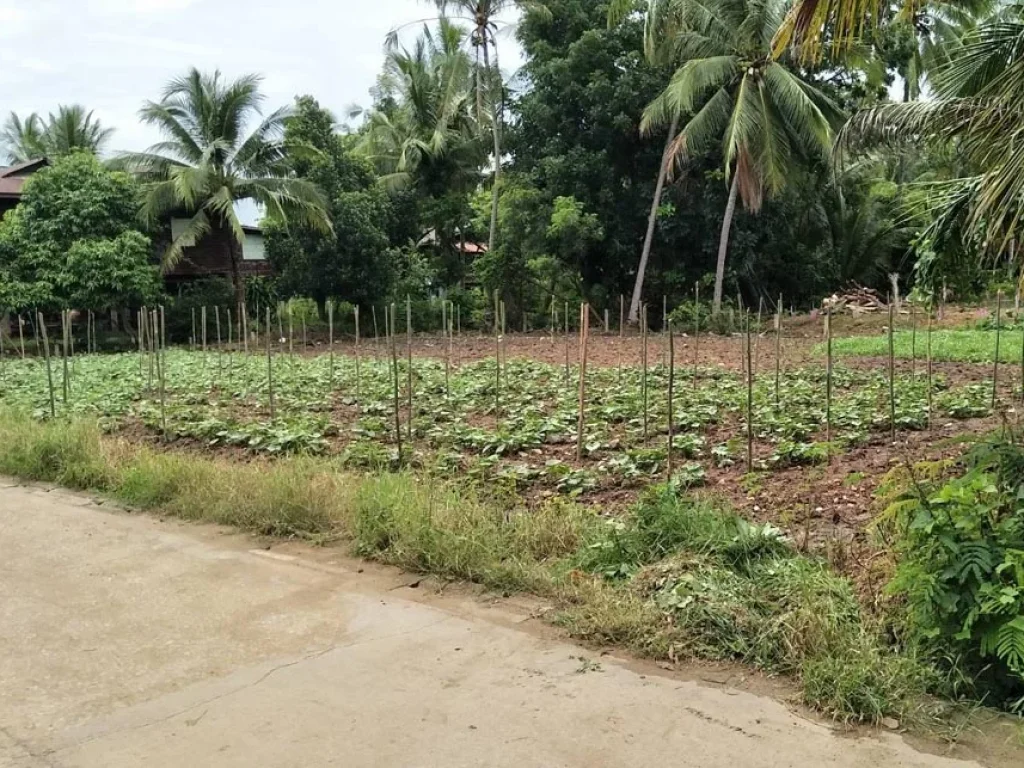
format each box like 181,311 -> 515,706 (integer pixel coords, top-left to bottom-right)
2,289 -> 1019,469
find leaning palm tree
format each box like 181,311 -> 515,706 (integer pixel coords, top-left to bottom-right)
642,0 -> 841,314
609,0 -> 696,323
118,69 -> 330,303
0,105 -> 113,163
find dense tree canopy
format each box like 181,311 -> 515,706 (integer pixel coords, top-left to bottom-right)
265,96 -> 411,306
0,153 -> 159,310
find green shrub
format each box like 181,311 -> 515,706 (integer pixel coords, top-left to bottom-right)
878,438 -> 1024,710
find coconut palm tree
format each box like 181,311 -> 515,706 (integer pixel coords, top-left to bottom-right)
642,0 -> 841,314
837,10 -> 1024,258
360,19 -> 484,246
0,105 -> 114,163
117,68 -> 330,303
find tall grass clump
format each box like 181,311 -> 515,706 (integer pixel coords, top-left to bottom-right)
0,410 -> 113,489
566,485 -> 934,723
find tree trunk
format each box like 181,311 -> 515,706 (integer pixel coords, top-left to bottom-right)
483,36 -> 501,256
227,231 -> 244,306
628,115 -> 679,325
712,174 -> 740,316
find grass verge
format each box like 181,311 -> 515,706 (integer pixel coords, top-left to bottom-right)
826,329 -> 1023,364
0,408 -> 942,725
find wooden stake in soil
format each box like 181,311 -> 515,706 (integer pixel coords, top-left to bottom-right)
888,300 -> 896,442
372,304 -> 380,361
604,308 -> 609,335
191,307 -> 196,351
17,314 -> 24,358
745,311 -> 754,469
576,302 -> 590,463
693,283 -> 700,391
753,296 -> 764,376
288,301 -> 294,356
619,294 -> 624,338
774,294 -> 782,409
32,310 -> 40,356
494,290 -> 502,421
563,300 -> 570,387
61,310 -> 69,403
38,312 -> 55,418
825,303 -> 833,461
927,309 -> 934,429
667,320 -> 675,476
389,303 -> 403,463
443,300 -> 450,398
910,303 -> 917,377
993,290 -> 1002,410
354,305 -> 361,399
641,303 -> 649,445
327,300 -> 335,387
157,308 -> 167,438
201,305 -> 207,353
266,306 -> 275,419
406,295 -> 413,441
226,308 -> 234,378
241,302 -> 249,354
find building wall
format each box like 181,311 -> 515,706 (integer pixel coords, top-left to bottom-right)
164,219 -> 270,281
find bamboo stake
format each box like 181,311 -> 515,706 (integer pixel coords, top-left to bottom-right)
288,301 -> 294,356
495,289 -> 502,420
443,300 -> 450,398
372,304 -> 380,361
201,305 -> 207,353
215,305 -> 222,377
241,302 -> 249,353
301,313 -> 307,351
38,312 -> 55,418
406,295 -> 413,441
354,305 -> 361,399
693,283 -> 700,391
910,302 -> 917,378
825,303 -> 833,461
774,294 -> 782,409
266,306 -> 275,418
993,290 -> 1002,410
642,303 -> 649,444
927,309 -> 934,430
390,303 -> 402,463
61,310 -> 69,404
191,307 -> 196,351
32,310 -> 39,356
17,314 -> 24,359
226,307 -> 233,379
888,300 -> 896,442
754,296 -> 764,376
327,300 -> 335,387
619,294 -> 624,337
576,302 -> 590,463
157,308 -> 167,438
604,308 -> 609,335
667,320 -> 675,476
563,300 -> 570,386
745,310 -> 754,469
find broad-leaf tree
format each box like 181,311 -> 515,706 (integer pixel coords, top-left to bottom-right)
642,0 -> 840,314
265,96 -> 406,307
0,105 -> 114,163
119,68 -> 331,303
0,153 -> 159,311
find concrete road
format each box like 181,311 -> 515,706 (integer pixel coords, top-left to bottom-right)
0,480 -> 987,767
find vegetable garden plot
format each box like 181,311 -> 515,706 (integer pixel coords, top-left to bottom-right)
0,346 -> 997,500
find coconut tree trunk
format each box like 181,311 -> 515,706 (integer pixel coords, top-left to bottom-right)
628,115 -> 679,325
712,174 -> 740,316
227,231 -> 245,307
483,36 -> 501,255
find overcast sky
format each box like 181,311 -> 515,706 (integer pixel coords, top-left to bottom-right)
0,0 -> 522,153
